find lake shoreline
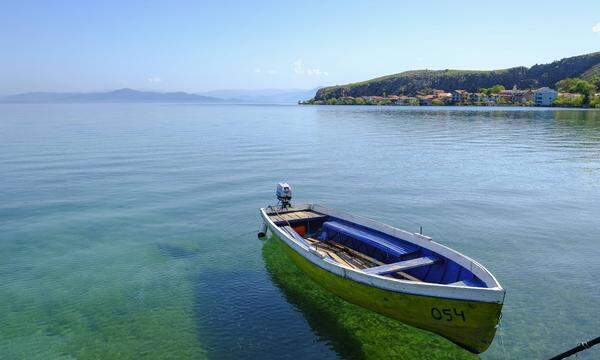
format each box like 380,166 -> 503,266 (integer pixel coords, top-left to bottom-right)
299,103 -> 598,110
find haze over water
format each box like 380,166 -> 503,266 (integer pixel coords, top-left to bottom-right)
1,104 -> 599,359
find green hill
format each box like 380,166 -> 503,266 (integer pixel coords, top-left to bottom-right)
314,52 -> 600,100
580,63 -> 600,85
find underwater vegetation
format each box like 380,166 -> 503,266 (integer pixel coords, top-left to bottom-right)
262,237 -> 477,359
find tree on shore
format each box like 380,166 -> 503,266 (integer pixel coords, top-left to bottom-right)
553,94 -> 583,107
555,78 -> 597,104
490,85 -> 505,94
479,85 -> 505,95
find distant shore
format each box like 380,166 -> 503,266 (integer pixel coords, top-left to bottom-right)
299,101 -> 599,109
300,87 -> 600,109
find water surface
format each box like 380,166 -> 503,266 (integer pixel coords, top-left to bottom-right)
1,104 -> 599,359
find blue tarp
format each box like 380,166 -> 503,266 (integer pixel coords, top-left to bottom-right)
320,220 -> 485,287
321,220 -> 417,258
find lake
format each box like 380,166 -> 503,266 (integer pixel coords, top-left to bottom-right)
1,104 -> 599,359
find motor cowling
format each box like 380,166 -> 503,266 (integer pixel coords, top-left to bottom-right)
276,183 -> 292,208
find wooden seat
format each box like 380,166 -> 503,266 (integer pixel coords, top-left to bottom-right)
363,255 -> 439,275
271,210 -> 327,225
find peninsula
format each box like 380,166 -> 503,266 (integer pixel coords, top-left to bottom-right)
302,52 -> 600,108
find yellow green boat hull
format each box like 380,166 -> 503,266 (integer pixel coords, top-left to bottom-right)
272,234 -> 502,353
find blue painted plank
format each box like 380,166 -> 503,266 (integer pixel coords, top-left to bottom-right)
363,255 -> 439,275
323,221 -> 417,257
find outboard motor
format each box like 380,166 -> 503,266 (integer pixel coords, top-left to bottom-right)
276,182 -> 292,209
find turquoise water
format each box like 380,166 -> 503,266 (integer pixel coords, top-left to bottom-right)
1,104 -> 599,359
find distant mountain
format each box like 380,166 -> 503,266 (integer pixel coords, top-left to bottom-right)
313,52 -> 600,100
198,88 -> 319,104
0,88 -> 225,104
0,87 -> 319,104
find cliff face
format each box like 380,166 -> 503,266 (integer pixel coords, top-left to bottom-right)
314,52 -> 600,100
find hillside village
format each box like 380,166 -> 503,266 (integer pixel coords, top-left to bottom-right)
303,52 -> 600,108
301,86 -> 592,107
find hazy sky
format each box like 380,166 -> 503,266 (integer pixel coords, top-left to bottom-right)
1,0 -> 599,94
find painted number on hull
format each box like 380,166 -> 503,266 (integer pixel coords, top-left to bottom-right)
431,307 -> 466,322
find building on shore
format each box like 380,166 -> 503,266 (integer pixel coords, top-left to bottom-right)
304,85 -> 569,107
485,94 -> 499,104
500,89 -> 533,104
451,90 -> 468,103
396,96 -> 419,106
514,90 -> 533,103
533,87 -> 558,106
436,92 -> 452,103
417,95 -> 434,106
468,93 -> 485,103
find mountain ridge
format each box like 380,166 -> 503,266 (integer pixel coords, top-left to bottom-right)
314,52 -> 600,100
0,88 -> 320,104
0,88 -> 225,104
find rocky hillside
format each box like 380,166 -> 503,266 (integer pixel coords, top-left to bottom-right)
314,52 -> 600,100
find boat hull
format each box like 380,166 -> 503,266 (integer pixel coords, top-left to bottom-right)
270,232 -> 502,353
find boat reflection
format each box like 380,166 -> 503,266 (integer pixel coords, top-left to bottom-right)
261,237 -> 475,359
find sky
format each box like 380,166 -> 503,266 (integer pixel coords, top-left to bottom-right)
1,0 -> 599,94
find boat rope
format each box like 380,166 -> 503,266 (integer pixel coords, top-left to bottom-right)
548,335 -> 600,360
269,205 -> 293,229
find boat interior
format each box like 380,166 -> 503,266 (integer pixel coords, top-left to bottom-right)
267,207 -> 488,288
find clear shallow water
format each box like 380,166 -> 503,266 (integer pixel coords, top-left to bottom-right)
1,104 -> 599,359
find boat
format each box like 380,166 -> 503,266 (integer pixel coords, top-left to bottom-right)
259,183 -> 505,354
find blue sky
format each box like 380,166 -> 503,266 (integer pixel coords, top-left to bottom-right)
1,0 -> 599,94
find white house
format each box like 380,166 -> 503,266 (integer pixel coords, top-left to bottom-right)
533,87 -> 557,106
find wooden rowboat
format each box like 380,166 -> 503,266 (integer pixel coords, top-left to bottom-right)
260,203 -> 505,353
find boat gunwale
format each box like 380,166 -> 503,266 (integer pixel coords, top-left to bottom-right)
312,204 -> 503,290
261,204 -> 505,304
